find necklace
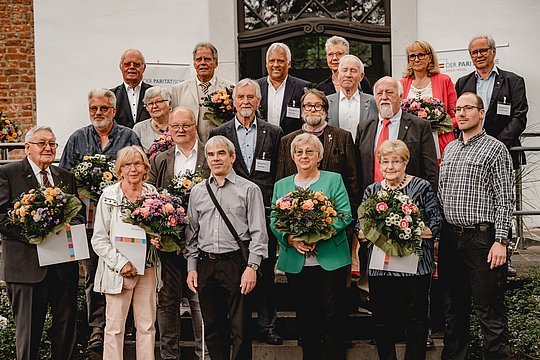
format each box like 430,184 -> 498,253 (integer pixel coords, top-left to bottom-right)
383,174 -> 408,190
151,119 -> 168,133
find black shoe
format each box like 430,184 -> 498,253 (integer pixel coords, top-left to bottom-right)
508,264 -> 517,277
262,329 -> 283,345
87,327 -> 104,352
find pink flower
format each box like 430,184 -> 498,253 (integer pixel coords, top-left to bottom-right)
177,206 -> 185,214
399,219 -> 409,229
139,207 -> 150,218
278,200 -> 291,210
301,199 -> 314,210
417,109 -> 428,118
410,203 -> 418,213
434,108 -> 442,117
168,215 -> 177,226
410,101 -> 420,110
163,203 -> 174,213
402,203 -> 412,215
376,202 -> 388,213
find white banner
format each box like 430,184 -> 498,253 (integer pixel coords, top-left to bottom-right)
143,63 -> 192,92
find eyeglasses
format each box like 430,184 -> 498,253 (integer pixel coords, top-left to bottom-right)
170,124 -> 195,131
121,162 -> 145,170
302,104 -> 324,111
380,160 -> 404,167
28,141 -> 58,149
89,105 -> 114,113
408,53 -> 430,61
294,149 -> 318,157
122,61 -> 143,68
326,51 -> 344,58
469,48 -> 492,58
144,99 -> 168,108
453,105 -> 482,113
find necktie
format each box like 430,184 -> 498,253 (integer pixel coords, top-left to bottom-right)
373,119 -> 391,182
200,82 -> 211,95
40,169 -> 52,188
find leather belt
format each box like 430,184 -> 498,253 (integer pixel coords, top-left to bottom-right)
199,249 -> 241,260
448,222 -> 492,233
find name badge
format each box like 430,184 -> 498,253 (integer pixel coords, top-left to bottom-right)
286,106 -> 301,119
255,159 -> 271,173
497,102 -> 511,116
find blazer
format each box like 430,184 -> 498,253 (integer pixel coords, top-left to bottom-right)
327,91 -> 378,129
275,126 -> 361,212
270,171 -> 352,274
316,75 -> 373,95
209,118 -> 283,207
257,75 -> 312,135
111,81 -> 152,129
147,141 -> 210,189
355,111 -> 439,194
455,67 -> 528,168
0,158 -> 86,284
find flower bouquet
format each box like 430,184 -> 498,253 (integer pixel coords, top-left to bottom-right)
123,192 -> 188,262
401,96 -> 453,134
70,154 -> 117,200
165,170 -> 206,206
8,187 -> 83,244
358,189 -> 426,257
272,187 -> 347,246
0,112 -> 23,143
147,132 -> 175,159
202,86 -> 235,126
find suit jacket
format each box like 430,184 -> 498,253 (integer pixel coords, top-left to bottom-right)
257,75 -> 312,135
316,75 -> 373,96
455,67 -> 528,168
276,125 -> 361,212
171,76 -> 233,142
111,81 -> 152,128
0,158 -> 86,284
209,118 -> 283,207
355,111 -> 439,194
327,91 -> 378,130
147,141 -> 210,189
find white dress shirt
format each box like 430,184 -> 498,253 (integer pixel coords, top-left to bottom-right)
266,75 -> 287,127
338,89 -> 361,139
174,139 -> 198,176
373,110 -> 402,153
124,82 -> 142,122
28,158 -> 54,186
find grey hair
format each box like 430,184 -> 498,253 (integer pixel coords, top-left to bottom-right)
25,125 -> 55,143
205,135 -> 236,156
193,42 -> 218,62
266,43 -> 292,63
325,36 -> 350,54
120,49 -> 146,65
143,86 -> 172,103
88,88 -> 117,107
290,133 -> 324,163
373,76 -> 404,96
338,54 -> 365,73
468,35 -> 496,50
233,78 -> 261,100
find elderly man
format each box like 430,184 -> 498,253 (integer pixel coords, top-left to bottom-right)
316,36 -> 373,95
327,55 -> 378,140
210,79 -> 284,345
171,42 -> 233,142
257,43 -> 311,135
111,49 -> 152,128
356,76 -> 438,194
0,126 -> 86,359
439,92 -> 514,360
455,35 -> 528,169
59,88 -> 141,350
148,107 -> 209,360
186,135 -> 268,360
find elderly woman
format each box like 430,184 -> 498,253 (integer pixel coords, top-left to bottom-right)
270,133 -> 352,360
359,140 -> 442,360
401,40 -> 457,160
92,146 -> 162,359
133,86 -> 172,152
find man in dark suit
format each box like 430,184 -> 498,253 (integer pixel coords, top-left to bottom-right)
0,126 -> 86,360
455,35 -> 528,169
356,76 -> 438,194
111,49 -> 152,128
210,78 -> 284,345
147,106 -> 209,360
257,43 -> 311,135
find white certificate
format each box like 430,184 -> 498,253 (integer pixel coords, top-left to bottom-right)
111,222 -> 147,275
369,245 -> 419,274
37,224 -> 89,266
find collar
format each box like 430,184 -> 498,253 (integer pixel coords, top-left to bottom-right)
339,89 -> 360,102
196,75 -> 216,86
458,129 -> 487,145
123,82 -> 142,91
235,116 -> 258,130
475,65 -> 499,80
27,157 -> 51,176
209,168 -> 237,186
175,138 -> 199,158
266,75 -> 288,89
92,121 -> 118,138
378,109 -> 402,122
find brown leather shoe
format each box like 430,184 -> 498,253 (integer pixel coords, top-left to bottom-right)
88,327 -> 104,352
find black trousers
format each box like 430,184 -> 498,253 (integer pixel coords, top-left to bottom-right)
369,274 -> 431,360
83,229 -> 105,329
198,250 -> 251,360
286,265 -> 348,360
439,223 -> 508,360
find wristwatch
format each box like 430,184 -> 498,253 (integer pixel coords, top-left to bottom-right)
247,263 -> 259,271
495,238 -> 508,246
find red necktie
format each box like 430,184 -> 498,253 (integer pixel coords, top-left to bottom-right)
40,169 -> 52,188
373,119 -> 391,182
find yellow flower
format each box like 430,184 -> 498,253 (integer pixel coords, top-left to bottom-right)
14,201 -> 20,209
19,209 -> 26,217
326,217 -> 333,223
45,195 -> 54,202
49,188 -> 58,196
102,171 -> 113,181
182,179 -> 193,189
83,155 -> 91,161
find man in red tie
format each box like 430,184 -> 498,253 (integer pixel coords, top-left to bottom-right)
356,76 -> 438,194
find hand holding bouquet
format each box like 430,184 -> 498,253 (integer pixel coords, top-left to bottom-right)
401,96 -> 453,134
70,154 -> 117,200
147,132 -> 175,159
8,187 -> 83,244
202,86 -> 235,126
165,170 -> 206,206
358,189 -> 426,257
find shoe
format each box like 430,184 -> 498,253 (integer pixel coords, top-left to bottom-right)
261,328 -> 283,345
88,327 -> 104,352
426,335 -> 434,348
508,264 -> 517,277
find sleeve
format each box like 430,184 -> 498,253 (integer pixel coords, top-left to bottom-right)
0,166 -> 23,241
330,174 -> 353,232
184,187 -> 201,272
491,146 -> 515,239
130,130 -> 143,147
420,121 -> 439,192
275,137 -> 288,181
269,180 -> 290,249
342,132 -> 361,215
497,75 -> 528,148
246,185 -> 269,265
418,180 -> 442,237
444,76 -> 458,128
59,135 -> 76,170
147,155 -> 159,187
67,172 -> 86,226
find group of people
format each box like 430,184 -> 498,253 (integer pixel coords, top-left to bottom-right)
0,33 -> 527,360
